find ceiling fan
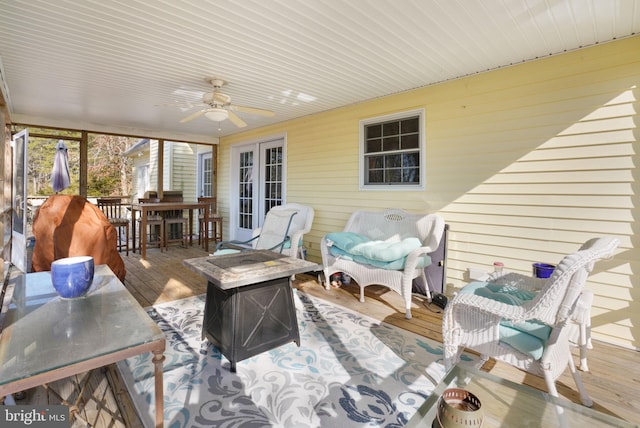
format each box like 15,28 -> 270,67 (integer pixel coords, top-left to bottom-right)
178,78 -> 275,128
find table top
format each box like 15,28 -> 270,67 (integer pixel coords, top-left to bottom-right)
0,265 -> 165,391
406,364 -> 638,427
183,250 -> 320,289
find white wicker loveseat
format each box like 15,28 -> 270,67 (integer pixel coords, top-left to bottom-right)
320,209 -> 445,319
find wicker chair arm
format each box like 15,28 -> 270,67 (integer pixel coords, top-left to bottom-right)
403,245 -> 436,272
487,272 -> 547,292
448,292 -> 533,323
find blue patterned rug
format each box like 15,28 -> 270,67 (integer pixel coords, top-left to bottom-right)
117,290 -> 479,427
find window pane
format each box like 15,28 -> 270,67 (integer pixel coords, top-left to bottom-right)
385,169 -> 401,183
366,124 -> 382,139
368,170 -> 384,183
403,167 -> 420,183
401,133 -> 419,149
401,117 -> 419,133
368,155 -> 384,169
385,154 -> 402,168
402,152 -> 419,167
382,121 -> 399,136
383,136 -> 400,151
366,139 -> 382,153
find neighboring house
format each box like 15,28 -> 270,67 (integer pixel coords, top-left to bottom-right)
124,138 -> 152,201
218,36 -> 639,351
124,138 -> 215,203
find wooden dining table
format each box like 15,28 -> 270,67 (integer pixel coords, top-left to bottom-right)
131,201 -> 209,260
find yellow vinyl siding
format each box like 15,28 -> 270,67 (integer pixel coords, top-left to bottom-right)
218,35 -> 639,349
162,142 -> 197,201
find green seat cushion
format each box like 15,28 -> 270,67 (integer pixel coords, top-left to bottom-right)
326,232 -> 370,252
212,248 -> 241,256
326,232 -> 431,270
498,322 -> 549,360
282,238 -> 303,249
460,281 -> 551,360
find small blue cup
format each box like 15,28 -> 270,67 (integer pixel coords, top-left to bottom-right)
51,256 -> 95,298
532,262 -> 555,279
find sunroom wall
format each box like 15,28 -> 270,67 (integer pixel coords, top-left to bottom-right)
218,36 -> 639,350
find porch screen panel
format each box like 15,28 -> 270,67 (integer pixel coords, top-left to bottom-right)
238,151 -> 253,229
263,146 -> 282,213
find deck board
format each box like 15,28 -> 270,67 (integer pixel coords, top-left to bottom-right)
8,246 -> 639,426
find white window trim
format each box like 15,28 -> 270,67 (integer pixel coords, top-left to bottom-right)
359,108 -> 426,191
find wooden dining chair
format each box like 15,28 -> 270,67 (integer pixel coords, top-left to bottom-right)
96,197 -> 130,255
137,197 -> 164,252
161,195 -> 188,249
198,197 -> 223,247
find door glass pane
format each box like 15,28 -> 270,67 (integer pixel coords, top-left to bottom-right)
238,151 -> 253,229
202,153 -> 212,197
263,146 -> 282,213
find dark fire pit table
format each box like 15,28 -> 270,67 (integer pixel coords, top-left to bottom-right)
183,250 -> 319,371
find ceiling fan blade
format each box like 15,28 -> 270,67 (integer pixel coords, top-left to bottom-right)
229,105 -> 275,117
180,109 -> 206,123
227,110 -> 247,128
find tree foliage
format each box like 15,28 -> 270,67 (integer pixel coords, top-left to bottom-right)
87,134 -> 135,196
24,128 -> 135,197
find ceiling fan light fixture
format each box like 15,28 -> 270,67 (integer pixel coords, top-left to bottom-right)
204,108 -> 228,122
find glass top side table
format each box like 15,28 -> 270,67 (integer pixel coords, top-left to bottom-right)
406,364 -> 638,428
0,265 -> 166,428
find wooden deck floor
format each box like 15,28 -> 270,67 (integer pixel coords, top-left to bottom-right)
12,246 -> 640,426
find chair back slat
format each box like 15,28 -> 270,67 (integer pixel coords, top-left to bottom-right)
96,197 -> 129,254
160,195 -> 184,218
97,197 -> 127,220
198,197 -> 217,216
138,198 -> 162,219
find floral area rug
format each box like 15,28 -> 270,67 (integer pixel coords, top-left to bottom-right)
117,291 -> 479,427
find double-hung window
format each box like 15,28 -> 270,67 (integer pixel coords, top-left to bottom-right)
360,109 -> 425,190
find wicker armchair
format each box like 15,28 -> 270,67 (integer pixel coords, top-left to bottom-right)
443,237 -> 619,407
486,272 -> 595,372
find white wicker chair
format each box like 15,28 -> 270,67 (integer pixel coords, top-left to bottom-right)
443,237 -> 619,407
486,272 -> 595,372
321,209 -> 445,319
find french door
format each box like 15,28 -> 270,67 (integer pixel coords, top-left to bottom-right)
230,138 -> 285,242
11,129 -> 29,272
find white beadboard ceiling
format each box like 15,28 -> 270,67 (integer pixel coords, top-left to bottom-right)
1,0 -> 638,142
